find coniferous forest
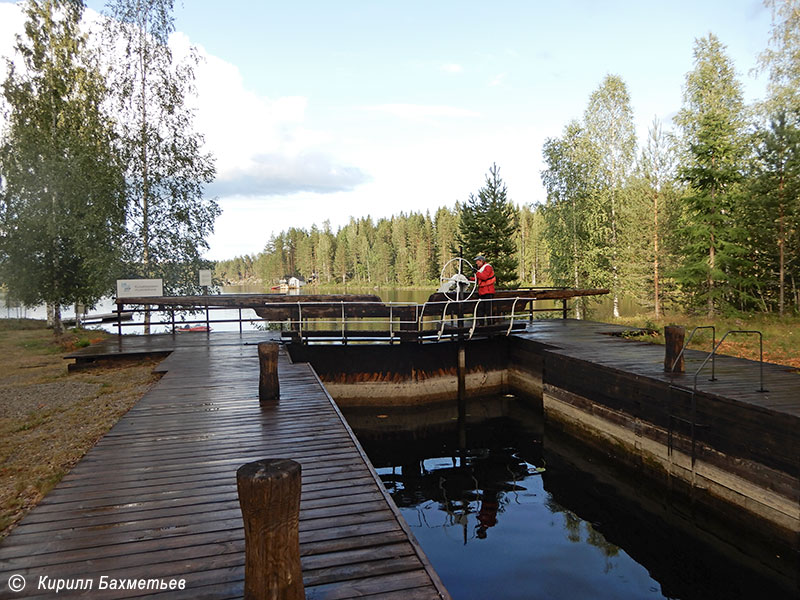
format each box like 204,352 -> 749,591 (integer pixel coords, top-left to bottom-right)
217,5 -> 800,318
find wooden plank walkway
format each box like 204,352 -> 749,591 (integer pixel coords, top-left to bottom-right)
0,332 -> 449,599
516,319 -> 800,416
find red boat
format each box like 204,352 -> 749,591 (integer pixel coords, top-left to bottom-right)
176,325 -> 210,332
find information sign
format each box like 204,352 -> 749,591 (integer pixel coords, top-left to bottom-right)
116,279 -> 164,298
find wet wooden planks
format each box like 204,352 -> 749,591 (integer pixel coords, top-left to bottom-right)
518,319 -> 800,416
518,319 -> 799,490
1,334 -> 449,599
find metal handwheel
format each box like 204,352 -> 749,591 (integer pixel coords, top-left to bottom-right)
438,257 -> 476,302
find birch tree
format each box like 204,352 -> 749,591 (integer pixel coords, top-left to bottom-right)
752,0 -> 800,313
541,121 -> 604,318
0,0 -> 125,335
584,75 -> 637,318
635,117 -> 679,317
104,0 -> 218,331
758,0 -> 800,116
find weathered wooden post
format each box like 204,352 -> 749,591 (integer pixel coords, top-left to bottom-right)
457,343 -> 467,452
237,459 -> 304,600
259,342 -> 280,402
664,325 -> 685,373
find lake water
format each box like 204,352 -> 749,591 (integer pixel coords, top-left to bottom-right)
345,397 -> 796,600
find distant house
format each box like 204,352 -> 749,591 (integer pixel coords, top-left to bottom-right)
287,276 -> 306,289
278,275 -> 306,292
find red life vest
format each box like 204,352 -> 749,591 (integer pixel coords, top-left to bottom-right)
473,263 -> 496,296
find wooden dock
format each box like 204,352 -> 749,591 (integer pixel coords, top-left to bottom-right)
2,320 -> 797,598
513,319 -> 800,412
0,332 -> 450,599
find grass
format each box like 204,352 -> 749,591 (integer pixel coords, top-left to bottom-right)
611,313 -> 800,369
0,320 -> 163,540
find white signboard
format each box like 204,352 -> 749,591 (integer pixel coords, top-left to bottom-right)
116,279 -> 164,298
199,269 -> 212,287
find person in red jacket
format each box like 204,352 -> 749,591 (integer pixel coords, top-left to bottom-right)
472,255 -> 496,297
471,255 -> 496,324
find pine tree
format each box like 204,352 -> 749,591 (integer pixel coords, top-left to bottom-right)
457,164 -> 518,288
516,204 -> 550,286
434,205 -> 459,277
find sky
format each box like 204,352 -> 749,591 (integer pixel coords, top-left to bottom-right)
0,0 -> 775,260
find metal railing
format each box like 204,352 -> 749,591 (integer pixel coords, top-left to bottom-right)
689,330 -> 767,394
668,328 -> 767,470
113,303 -> 260,335
669,325 -> 717,380
113,296 -> 571,343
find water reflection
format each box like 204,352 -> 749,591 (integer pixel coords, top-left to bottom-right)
346,397 -> 797,600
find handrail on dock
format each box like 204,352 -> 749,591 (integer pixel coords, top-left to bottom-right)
111,289 -> 611,341
670,325 -> 717,380
691,330 -> 767,395
113,296 -> 571,341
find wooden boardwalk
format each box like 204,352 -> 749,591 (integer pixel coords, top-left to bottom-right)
2,321 -> 797,599
516,319 -> 800,416
0,332 -> 450,599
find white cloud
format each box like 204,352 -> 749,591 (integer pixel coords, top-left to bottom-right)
170,32 -> 367,196
0,3 -> 27,76
0,9 -> 365,199
489,73 -> 507,87
441,63 -> 463,73
207,152 -> 368,197
362,103 -> 480,121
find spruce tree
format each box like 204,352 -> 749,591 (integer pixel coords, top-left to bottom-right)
674,34 -> 749,316
457,164 -> 518,288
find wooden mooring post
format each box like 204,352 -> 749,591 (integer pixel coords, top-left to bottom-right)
259,342 -> 280,402
237,459 -> 304,600
664,325 -> 685,373
457,343 -> 467,452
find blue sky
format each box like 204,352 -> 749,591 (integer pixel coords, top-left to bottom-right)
0,1 -> 774,260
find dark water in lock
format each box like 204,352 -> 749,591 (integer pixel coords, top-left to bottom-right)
344,397 -> 797,600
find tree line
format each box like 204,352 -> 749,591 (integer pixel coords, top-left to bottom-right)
542,7 -> 800,319
219,2 -> 800,318
213,192 -> 545,294
0,0 -> 217,334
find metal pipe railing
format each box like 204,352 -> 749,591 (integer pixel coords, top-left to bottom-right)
114,295 -> 573,340
670,325 -> 716,380
691,330 -> 766,394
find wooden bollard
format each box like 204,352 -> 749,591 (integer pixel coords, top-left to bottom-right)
258,342 -> 279,402
664,325 -> 685,373
237,459 -> 304,600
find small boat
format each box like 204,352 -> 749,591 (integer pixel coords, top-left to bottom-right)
176,324 -> 211,332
